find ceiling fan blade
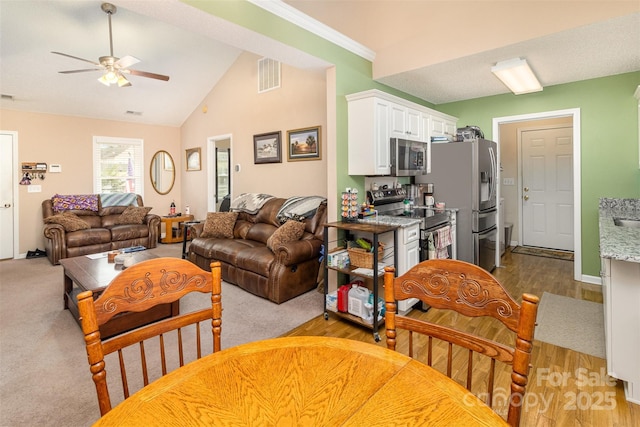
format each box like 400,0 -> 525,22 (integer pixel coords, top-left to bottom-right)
51,51 -> 101,67
124,68 -> 170,81
115,55 -> 140,69
59,69 -> 101,74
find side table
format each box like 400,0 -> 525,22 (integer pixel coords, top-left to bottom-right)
182,220 -> 202,259
160,214 -> 194,244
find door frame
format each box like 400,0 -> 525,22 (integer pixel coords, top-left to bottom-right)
1,131 -> 19,259
493,108 -> 582,282
517,124 -> 573,251
206,134 -> 233,213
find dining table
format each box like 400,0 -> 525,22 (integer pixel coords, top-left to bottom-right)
94,336 -> 508,426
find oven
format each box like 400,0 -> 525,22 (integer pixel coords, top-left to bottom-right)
420,212 -> 455,261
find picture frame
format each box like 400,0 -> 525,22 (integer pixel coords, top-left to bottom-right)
186,147 -> 201,171
287,126 -> 321,161
253,131 -> 282,164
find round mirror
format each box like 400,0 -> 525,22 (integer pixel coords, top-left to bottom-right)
150,151 -> 175,195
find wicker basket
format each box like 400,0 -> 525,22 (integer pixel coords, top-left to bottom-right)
347,245 -> 384,269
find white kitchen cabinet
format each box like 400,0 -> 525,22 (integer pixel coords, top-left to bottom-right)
347,95 -> 391,175
347,89 -> 457,176
601,257 -> 640,404
430,115 -> 457,140
396,224 -> 421,314
390,104 -> 422,140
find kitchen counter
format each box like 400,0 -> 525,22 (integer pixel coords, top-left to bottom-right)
598,198 -> 640,263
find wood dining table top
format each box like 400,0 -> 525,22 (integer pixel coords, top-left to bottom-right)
94,336 -> 508,426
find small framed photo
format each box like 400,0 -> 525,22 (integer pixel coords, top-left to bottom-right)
253,131 -> 282,164
287,126 -> 321,161
186,147 -> 201,171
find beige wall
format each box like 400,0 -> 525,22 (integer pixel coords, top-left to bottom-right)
0,52 -> 327,257
499,117 -> 573,244
0,109 -> 180,254
180,52 -> 328,220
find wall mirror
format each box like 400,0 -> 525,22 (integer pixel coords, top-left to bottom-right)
150,150 -> 175,195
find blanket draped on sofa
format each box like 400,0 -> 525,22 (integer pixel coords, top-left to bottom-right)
230,193 -> 275,214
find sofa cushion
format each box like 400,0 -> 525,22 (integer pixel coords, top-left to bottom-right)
202,212 -> 238,239
52,194 -> 99,213
266,220 -> 305,251
44,212 -> 91,232
110,224 -> 150,242
66,228 -> 112,248
190,237 -> 259,265
236,246 -> 275,277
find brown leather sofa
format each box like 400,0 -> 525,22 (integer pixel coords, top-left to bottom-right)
187,197 -> 327,304
42,194 -> 160,265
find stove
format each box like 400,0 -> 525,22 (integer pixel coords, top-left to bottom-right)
366,188 -> 450,230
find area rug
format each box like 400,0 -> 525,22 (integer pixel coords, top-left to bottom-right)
512,245 -> 574,261
535,292 -> 605,358
0,246 -> 324,426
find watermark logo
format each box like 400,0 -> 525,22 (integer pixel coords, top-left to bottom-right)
462,367 -> 617,414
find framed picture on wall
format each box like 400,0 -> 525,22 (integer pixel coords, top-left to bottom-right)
253,131 -> 282,164
186,147 -> 201,171
287,126 -> 321,161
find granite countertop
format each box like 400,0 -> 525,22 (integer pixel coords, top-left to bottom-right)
599,198 -> 640,263
358,215 -> 422,228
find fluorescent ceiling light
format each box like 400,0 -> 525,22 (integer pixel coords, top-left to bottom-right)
491,58 -> 542,95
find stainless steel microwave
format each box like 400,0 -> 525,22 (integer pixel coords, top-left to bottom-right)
390,138 -> 428,176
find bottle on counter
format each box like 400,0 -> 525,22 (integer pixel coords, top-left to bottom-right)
170,200 -> 176,215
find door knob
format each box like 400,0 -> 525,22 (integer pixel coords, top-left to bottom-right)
3,203 -> 10,208
523,187 -> 529,192
524,195 -> 529,201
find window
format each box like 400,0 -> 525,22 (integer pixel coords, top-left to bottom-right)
93,136 -> 144,196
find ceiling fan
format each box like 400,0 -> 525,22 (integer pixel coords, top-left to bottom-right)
52,2 -> 170,87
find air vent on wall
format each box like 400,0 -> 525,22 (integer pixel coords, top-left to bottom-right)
258,58 -> 280,93
125,110 -> 143,116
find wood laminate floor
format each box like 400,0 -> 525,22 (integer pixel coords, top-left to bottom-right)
284,249 -> 640,426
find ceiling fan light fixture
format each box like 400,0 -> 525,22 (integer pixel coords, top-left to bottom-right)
491,58 -> 542,95
117,74 -> 131,87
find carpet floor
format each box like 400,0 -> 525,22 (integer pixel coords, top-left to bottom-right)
0,245 -> 323,426
535,291 -> 605,359
511,245 -> 574,261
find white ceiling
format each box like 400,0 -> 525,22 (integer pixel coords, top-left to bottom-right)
1,1 -> 639,127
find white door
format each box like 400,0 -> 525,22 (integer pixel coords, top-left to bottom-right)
0,133 -> 15,259
521,126 -> 573,250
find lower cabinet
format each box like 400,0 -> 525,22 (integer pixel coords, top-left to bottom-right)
601,257 -> 640,404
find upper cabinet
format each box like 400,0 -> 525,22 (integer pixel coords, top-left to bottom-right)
390,104 -> 422,140
347,89 -> 457,176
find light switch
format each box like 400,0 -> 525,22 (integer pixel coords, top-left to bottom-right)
503,178 -> 515,186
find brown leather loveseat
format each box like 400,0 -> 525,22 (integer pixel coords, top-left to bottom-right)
188,195 -> 327,304
42,193 -> 160,265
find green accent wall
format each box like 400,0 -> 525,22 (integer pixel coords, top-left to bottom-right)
183,1 -> 639,278
437,72 -> 640,276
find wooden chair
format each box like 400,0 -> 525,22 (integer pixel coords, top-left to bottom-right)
384,259 -> 538,427
77,258 -> 222,416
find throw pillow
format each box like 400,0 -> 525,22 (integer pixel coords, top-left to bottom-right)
201,212 -> 239,239
266,220 -> 305,252
114,206 -> 152,225
44,211 -> 91,232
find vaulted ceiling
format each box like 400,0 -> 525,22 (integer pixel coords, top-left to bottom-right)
1,1 -> 638,126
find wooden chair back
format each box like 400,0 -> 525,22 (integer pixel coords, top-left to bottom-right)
77,258 -> 222,416
384,259 -> 538,427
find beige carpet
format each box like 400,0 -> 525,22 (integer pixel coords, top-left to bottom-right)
0,245 -> 323,426
535,292 -> 605,359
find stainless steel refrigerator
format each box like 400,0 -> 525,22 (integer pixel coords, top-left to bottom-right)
416,138 -> 498,271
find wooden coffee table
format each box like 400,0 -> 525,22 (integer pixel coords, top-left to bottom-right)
60,251 -> 180,339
